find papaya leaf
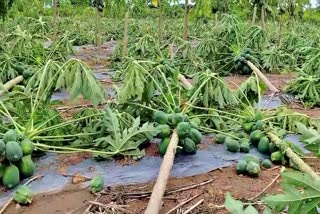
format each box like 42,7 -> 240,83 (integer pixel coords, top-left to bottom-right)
190,70 -> 238,108
244,205 -> 259,214
225,192 -> 243,213
94,106 -> 159,158
225,192 -> 262,214
295,122 -> 320,156
264,171 -> 320,213
118,59 -> 147,103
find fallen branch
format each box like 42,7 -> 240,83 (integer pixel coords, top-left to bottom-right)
83,195 -> 101,214
88,201 -> 132,214
266,166 -> 280,171
246,61 -> 279,93
212,201 -> 265,209
182,199 -> 204,214
55,101 -> 112,111
0,75 -> 24,96
145,130 -> 179,214
268,132 -> 320,181
0,175 -> 44,214
120,179 -> 212,199
249,173 -> 281,201
58,172 -> 92,181
165,193 -> 201,214
166,179 -> 213,195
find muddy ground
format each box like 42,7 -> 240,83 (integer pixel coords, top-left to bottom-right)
6,157 -> 320,214
4,41 -> 320,214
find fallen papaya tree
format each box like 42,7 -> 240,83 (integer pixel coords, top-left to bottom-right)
145,130 -> 179,213
268,132 -> 320,181
246,60 -> 279,94
144,62 -> 317,213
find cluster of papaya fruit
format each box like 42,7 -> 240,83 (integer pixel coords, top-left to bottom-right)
236,154 -> 272,177
153,108 -> 203,155
216,112 -> 284,174
234,48 -> 260,75
0,130 -> 35,189
215,111 -> 287,176
15,63 -> 34,80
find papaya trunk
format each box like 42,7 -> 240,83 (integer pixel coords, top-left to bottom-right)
53,0 -> 59,41
246,60 -> 279,93
261,4 -> 265,29
252,5 -> 257,25
169,44 -> 174,59
268,133 -> 320,181
95,9 -> 101,47
278,14 -> 283,44
183,0 -> 189,40
145,130 -> 179,214
158,0 -> 163,42
0,76 -> 24,96
122,11 -> 130,58
178,74 -> 192,90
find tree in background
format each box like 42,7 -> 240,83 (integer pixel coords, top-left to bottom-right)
53,0 -> 60,41
91,0 -> 105,46
0,0 -> 14,20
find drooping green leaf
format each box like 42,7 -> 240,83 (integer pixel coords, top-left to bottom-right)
57,58 -> 105,106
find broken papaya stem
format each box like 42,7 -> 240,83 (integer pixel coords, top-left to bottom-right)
268,132 -> 320,181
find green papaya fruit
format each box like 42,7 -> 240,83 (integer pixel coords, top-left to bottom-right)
159,138 -> 170,156
246,161 -> 261,177
6,141 -> 23,162
236,160 -> 247,174
89,175 -> 104,193
14,185 -> 33,205
19,155 -> 35,178
20,139 -> 34,155
3,165 -> 20,189
183,138 -> 196,153
258,137 -> 270,154
177,122 -> 191,139
0,140 -> 5,154
189,128 -> 202,144
3,130 -> 17,143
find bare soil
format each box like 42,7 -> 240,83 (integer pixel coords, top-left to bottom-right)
7,157 -> 319,214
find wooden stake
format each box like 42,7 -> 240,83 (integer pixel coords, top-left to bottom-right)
144,130 -> 179,214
